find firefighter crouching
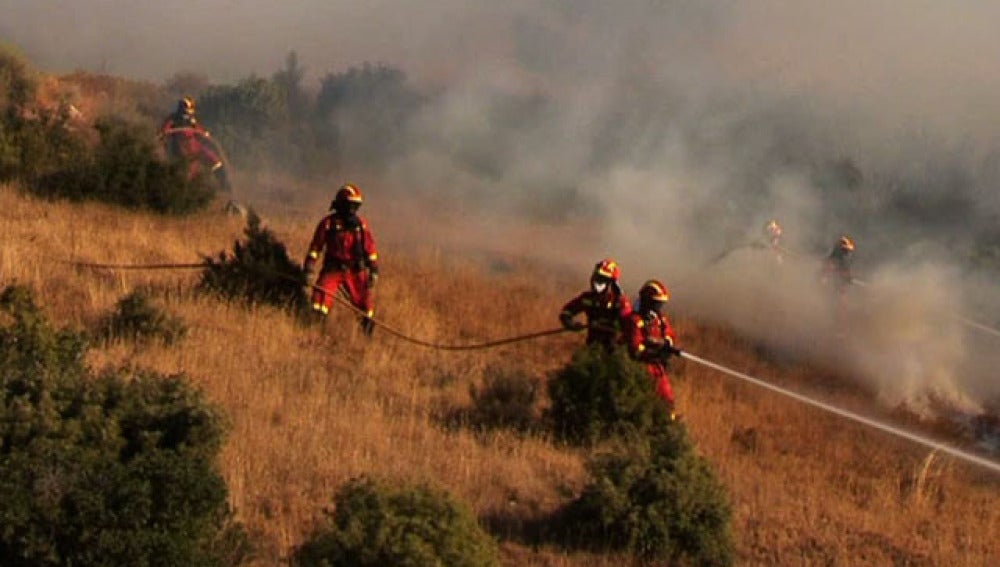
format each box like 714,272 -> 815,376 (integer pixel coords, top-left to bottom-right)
625,279 -> 681,417
304,183 -> 379,336
159,96 -> 231,191
559,258 -> 632,350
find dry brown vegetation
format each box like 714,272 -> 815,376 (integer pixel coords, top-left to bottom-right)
1,184 -> 998,566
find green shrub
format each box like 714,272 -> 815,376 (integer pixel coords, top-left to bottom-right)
561,425 -> 734,566
0,285 -> 250,566
199,212 -> 309,311
467,365 -> 539,432
35,117 -> 214,214
546,346 -> 672,446
292,476 -> 501,567
96,290 -> 187,345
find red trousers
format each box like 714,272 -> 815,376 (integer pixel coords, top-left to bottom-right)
311,269 -> 372,316
645,362 -> 674,406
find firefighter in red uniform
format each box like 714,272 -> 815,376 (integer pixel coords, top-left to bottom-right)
762,219 -> 785,264
159,96 -> 231,191
820,235 -> 855,333
625,280 -> 681,417
559,258 -> 632,350
303,183 -> 379,335
820,235 -> 855,293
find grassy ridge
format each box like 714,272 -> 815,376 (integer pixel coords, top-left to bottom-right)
1,185 -> 997,566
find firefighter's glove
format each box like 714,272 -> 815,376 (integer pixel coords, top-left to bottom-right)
663,344 -> 683,358
560,314 -> 586,332
368,268 -> 379,288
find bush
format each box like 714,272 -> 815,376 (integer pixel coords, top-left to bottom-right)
561,426 -> 734,566
546,346 -> 672,446
467,365 -> 540,432
35,117 -> 214,214
0,47 -> 89,184
199,212 -> 309,311
0,285 -> 250,566
293,476 -> 501,567
0,42 -> 36,111
96,290 -> 187,345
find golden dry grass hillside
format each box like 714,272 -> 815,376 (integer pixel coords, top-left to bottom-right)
1,184 -> 998,566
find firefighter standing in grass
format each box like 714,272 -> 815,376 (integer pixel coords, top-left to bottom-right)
303,183 -> 379,335
159,96 -> 231,191
559,258 -> 632,350
625,279 -> 681,417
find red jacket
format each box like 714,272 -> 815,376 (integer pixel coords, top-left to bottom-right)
560,289 -> 632,347
625,308 -> 677,363
304,213 -> 378,273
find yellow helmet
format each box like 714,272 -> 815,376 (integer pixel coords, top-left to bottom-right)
639,279 -> 670,302
178,96 -> 195,114
838,235 -> 855,252
330,183 -> 364,210
764,219 -> 782,238
592,258 -> 621,282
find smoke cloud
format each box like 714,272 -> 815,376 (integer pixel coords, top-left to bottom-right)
4,0 -> 1000,412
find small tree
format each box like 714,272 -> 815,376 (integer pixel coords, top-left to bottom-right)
546,346 -> 673,445
199,212 -> 309,312
293,476 -> 501,567
96,290 -> 187,345
561,426 -> 734,566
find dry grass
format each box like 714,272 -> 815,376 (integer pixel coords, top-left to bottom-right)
1,184 -> 998,566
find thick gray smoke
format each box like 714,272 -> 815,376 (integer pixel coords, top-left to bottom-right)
5,0 -> 1000,412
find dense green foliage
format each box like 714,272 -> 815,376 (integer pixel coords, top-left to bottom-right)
36,117 -> 215,214
562,426 -> 734,566
199,212 -> 309,311
0,285 -> 249,566
96,290 -> 188,345
292,476 -> 501,567
547,346 -> 673,445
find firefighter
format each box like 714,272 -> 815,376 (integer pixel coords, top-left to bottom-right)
303,183 -> 379,335
821,235 -> 855,293
159,96 -> 231,191
625,279 -> 681,416
820,235 -> 855,333
559,258 -> 632,350
762,219 -> 784,264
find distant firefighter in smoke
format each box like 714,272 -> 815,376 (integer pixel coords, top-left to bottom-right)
821,235 -> 856,293
559,258 -> 632,351
762,219 -> 785,264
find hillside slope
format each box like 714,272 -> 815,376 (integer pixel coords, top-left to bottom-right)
1,185 -> 997,566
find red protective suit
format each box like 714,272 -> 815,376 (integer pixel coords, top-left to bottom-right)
625,308 -> 678,407
560,288 -> 632,350
159,111 -> 225,180
304,212 -> 379,320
